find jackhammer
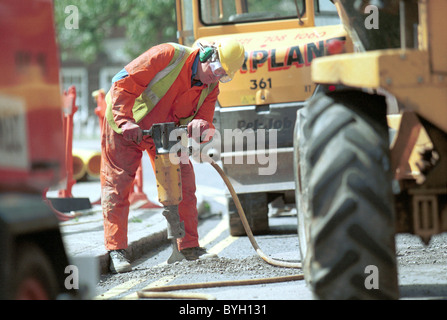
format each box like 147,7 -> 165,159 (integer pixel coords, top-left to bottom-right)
142,122 -> 190,264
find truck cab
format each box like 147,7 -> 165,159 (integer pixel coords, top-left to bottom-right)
175,0 -> 348,235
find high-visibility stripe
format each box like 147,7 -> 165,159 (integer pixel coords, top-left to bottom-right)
143,43 -> 189,107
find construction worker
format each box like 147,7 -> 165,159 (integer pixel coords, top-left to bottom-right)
101,39 -> 245,273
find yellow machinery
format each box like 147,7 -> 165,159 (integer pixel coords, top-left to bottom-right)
175,0 -> 351,235
294,0 -> 447,299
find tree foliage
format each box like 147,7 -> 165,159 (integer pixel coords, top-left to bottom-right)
54,0 -> 177,64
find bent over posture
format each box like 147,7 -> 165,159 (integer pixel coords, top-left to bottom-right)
101,39 -> 245,273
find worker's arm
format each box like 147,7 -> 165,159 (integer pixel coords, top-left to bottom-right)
109,44 -> 175,141
188,84 -> 220,143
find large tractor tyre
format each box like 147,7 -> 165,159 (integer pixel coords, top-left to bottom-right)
303,90 -> 399,300
228,192 -> 269,236
11,242 -> 59,300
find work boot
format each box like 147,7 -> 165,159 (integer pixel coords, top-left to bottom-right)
180,247 -> 218,261
109,249 -> 132,273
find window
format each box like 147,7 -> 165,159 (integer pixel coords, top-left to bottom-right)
200,0 -> 305,25
99,67 -> 122,94
314,0 -> 340,26
60,68 -> 89,137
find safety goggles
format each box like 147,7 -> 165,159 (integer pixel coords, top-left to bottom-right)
209,60 -> 232,83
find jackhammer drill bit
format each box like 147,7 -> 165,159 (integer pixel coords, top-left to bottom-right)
162,205 -> 186,264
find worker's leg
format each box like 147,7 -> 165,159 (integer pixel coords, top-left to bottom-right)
101,122 -> 142,251
177,160 -> 200,250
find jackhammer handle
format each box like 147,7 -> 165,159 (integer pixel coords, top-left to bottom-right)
141,125 -> 187,137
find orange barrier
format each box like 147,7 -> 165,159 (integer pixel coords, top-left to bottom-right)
44,86 -> 92,220
59,85 -> 77,198
128,164 -> 162,209
92,89 -> 161,209
93,89 -> 106,130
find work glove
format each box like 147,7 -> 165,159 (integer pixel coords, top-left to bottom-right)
121,121 -> 143,144
187,119 -> 214,143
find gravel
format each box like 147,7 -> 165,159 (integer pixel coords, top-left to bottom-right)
396,233 -> 447,266
98,255 -> 301,291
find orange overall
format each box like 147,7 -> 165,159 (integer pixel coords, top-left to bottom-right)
101,43 -> 219,251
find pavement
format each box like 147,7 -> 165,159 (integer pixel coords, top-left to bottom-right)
57,196 -> 168,275
48,139 -> 229,275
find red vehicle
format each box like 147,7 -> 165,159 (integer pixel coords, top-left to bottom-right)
0,0 -> 76,299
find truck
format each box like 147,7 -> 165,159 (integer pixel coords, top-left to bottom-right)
0,0 -> 79,299
175,0 -> 350,235
294,0 -> 447,299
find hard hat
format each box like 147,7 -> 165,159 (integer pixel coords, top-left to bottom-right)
215,38 -> 245,82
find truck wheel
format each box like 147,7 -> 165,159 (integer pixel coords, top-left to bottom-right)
12,242 -> 59,300
303,90 -> 399,299
228,192 -> 269,236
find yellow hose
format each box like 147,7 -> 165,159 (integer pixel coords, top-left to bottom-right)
209,160 -> 302,269
72,154 -> 86,181
73,149 -> 101,179
137,159 -> 303,299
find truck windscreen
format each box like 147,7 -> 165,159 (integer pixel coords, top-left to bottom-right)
199,0 -> 305,25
